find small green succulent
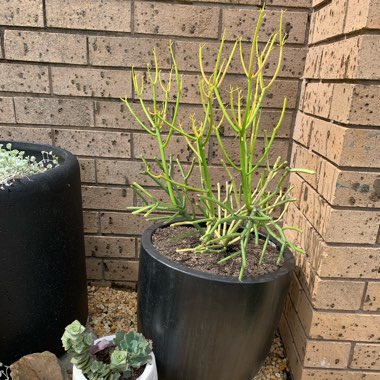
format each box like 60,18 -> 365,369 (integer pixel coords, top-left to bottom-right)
0,143 -> 59,190
62,321 -> 152,380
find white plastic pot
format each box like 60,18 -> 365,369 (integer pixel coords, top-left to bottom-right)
72,335 -> 158,380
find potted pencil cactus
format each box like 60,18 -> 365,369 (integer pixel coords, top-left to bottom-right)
121,7 -> 312,380
62,321 -> 157,380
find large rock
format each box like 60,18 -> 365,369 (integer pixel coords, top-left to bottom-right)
10,352 -> 68,380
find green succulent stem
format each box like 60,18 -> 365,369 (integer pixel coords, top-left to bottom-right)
123,5 -> 313,280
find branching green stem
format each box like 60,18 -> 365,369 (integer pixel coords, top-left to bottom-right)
123,5 -> 313,280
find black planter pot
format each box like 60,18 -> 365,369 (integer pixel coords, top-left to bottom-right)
0,141 -> 88,365
137,222 -> 295,380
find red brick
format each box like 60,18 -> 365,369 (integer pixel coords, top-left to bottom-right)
268,0 -> 311,6
222,8 -> 308,44
85,258 -> 103,280
290,143 -> 319,189
100,212 -> 151,235
298,181 -> 380,244
14,97 -> 93,127
333,170 -> 380,208
221,77 -> 299,109
288,273 -> 303,308
311,278 -> 365,310
53,129 -> 131,158
4,31 -> 87,64
356,35 -> 380,79
134,2 -> 219,38
325,209 -> 380,244
304,340 -> 351,369
176,105 -> 292,138
291,177 -> 376,245
312,0 -> 327,6
309,0 -> 348,44
89,36 -> 171,69
51,67 -> 132,98
291,142 -> 379,208
351,343 -> 380,370
139,72 -> 198,104
194,0 -> 312,5
82,186 -> 133,211
85,236 -> 136,258
279,315 -> 303,380
210,137 -> 289,165
133,133 -> 193,160
283,294 -> 308,360
345,0 -> 380,32
303,45 -> 323,79
318,38 -> 360,79
309,310 -> 380,342
363,282 -> 380,312
104,260 -> 139,282
329,84 -> 380,126
0,0 -> 43,27
318,245 -> 380,279
0,63 -> 49,94
302,82 -> 333,119
306,114 -> 380,167
97,159 -> 145,186
78,159 -> 96,183
94,101 -> 149,130
0,126 -> 51,144
46,0 -> 131,32
0,97 -> 15,124
293,112 -> 312,147
300,369 -> 380,380
83,211 -> 99,233
312,36 -> 380,80
175,40 -> 306,78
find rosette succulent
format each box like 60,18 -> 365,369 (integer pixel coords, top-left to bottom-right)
62,321 -> 152,380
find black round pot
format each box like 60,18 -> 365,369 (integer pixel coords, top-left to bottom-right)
137,222 -> 294,380
0,141 -> 88,365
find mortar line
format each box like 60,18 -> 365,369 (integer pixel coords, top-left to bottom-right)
217,7 -> 223,41
299,109 -> 380,131
0,28 -> 5,59
131,0 -> 135,35
359,282 -> 369,310
313,0 -> 332,12
308,29 -> 380,48
86,36 -> 91,66
42,0 -> 48,28
11,97 -> 17,124
0,24 -> 311,46
47,65 -> 53,94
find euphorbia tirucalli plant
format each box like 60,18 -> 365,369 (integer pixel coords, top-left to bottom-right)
122,8 -> 312,280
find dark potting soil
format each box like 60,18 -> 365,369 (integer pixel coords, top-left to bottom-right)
93,346 -> 145,380
123,366 -> 145,380
152,225 -> 282,278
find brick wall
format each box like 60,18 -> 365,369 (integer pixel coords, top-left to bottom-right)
0,0 -> 310,286
280,0 -> 380,378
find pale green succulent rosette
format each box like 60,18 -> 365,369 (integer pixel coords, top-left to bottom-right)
62,321 -> 152,380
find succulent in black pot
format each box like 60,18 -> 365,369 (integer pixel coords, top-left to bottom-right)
0,141 -> 88,364
121,6 -> 313,380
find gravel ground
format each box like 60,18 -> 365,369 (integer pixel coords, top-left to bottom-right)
88,286 -> 291,380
